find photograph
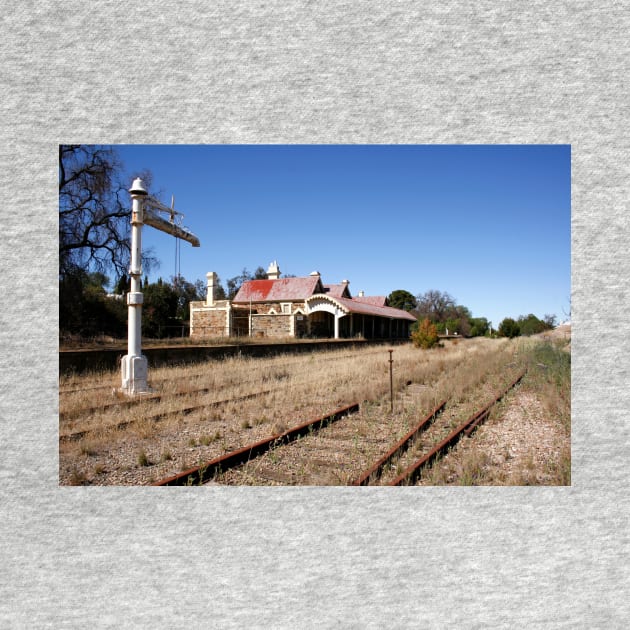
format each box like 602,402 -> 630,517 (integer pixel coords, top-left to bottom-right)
59,144 -> 571,486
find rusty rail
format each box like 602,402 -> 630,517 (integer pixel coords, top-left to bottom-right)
351,399 -> 447,486
388,370 -> 526,486
59,384 -> 281,423
153,402 -> 360,486
59,388 -> 279,443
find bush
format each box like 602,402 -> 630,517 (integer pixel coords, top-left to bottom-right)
498,317 -> 520,338
412,318 -> 439,349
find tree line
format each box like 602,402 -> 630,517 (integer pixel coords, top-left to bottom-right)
387,288 -> 557,341
60,271 -> 206,339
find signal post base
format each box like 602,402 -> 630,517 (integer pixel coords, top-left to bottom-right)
120,354 -> 151,395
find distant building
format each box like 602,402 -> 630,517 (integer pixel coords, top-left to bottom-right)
190,261 -> 416,340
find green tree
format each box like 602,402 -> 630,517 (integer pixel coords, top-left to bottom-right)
517,313 -> 553,336
214,277 -> 227,300
444,318 -> 461,335
387,289 -> 417,312
171,275 -> 206,320
142,279 -> 179,338
469,317 -> 489,337
115,274 -> 129,295
413,290 -> 475,336
59,270 -> 126,337
498,317 -> 520,338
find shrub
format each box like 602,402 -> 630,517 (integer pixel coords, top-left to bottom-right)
498,317 -> 520,338
412,318 -> 439,349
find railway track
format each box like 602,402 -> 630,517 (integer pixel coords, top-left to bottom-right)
382,370 -> 526,486
59,339 -> 527,486
152,371 -> 525,486
59,385 -> 280,427
58,388 -> 279,443
154,403 -> 361,486
58,348 -> 393,421
60,365 -> 385,443
59,347 -> 439,443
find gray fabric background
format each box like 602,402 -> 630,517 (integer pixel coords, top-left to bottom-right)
1,1 -> 628,627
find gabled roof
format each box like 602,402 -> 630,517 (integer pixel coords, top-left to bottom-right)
353,295 -> 387,307
323,283 -> 351,298
231,270 -> 414,321
306,294 -> 417,321
233,276 -> 323,303
337,297 -> 417,321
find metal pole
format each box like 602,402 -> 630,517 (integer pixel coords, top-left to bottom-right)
389,349 -> 394,413
120,179 -> 200,395
121,178 -> 149,394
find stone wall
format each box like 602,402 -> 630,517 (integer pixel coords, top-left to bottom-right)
231,300 -> 306,338
190,302 -> 229,338
251,313 -> 292,338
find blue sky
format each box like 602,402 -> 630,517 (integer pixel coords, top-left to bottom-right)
114,144 -> 571,328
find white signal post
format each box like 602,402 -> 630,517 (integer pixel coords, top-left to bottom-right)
120,178 -> 200,395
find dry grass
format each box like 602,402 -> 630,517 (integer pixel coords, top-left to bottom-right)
417,338 -> 571,486
59,336 -> 568,485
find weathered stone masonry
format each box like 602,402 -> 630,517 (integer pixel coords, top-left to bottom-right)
190,262 -> 416,340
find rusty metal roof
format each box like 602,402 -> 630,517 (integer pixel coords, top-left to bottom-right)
233,275 -> 416,321
306,294 -> 417,321
353,295 -> 387,307
335,297 -> 417,321
233,276 -> 323,303
323,283 -> 351,298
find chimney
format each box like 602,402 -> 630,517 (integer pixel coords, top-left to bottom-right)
267,260 -> 281,280
206,271 -> 218,306
358,290 -> 365,297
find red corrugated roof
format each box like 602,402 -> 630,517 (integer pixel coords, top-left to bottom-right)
233,276 -> 322,302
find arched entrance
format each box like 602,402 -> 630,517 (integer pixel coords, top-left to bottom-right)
309,310 -> 335,338
305,295 -> 348,339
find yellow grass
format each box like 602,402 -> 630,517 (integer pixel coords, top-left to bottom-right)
59,337 -> 553,485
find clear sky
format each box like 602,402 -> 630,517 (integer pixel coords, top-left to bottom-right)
114,144 -> 571,328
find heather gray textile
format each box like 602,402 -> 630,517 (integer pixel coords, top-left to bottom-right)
1,1 -> 628,628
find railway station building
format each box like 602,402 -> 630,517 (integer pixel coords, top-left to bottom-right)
189,261 -> 416,340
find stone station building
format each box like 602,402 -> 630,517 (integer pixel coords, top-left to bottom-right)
189,262 -> 416,340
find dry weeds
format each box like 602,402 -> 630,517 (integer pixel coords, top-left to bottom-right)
59,335 -> 569,486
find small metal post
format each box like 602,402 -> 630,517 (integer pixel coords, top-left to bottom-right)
389,349 -> 394,413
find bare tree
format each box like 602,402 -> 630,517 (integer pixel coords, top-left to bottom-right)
59,145 -> 156,281
414,289 -> 457,322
